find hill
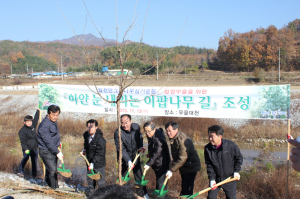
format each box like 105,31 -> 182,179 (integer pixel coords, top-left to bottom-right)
39,33 -> 117,47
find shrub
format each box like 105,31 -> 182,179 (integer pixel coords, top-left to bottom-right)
253,67 -> 265,82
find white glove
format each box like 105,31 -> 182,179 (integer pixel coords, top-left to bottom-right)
57,152 -> 64,160
81,149 -> 86,155
89,163 -> 94,171
234,172 -> 240,180
144,164 -> 150,171
128,160 -> 133,170
210,180 -> 217,190
166,170 -> 172,179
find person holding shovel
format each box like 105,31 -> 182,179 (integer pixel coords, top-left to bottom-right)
165,121 -> 201,196
17,109 -> 40,178
143,121 -> 170,199
82,119 -> 106,197
37,105 -> 63,189
204,125 -> 243,199
114,114 -> 149,199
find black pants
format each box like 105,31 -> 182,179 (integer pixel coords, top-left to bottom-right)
154,169 -> 168,199
207,180 -> 237,199
121,159 -> 147,197
180,172 -> 197,195
39,148 -> 58,189
87,166 -> 105,196
18,150 -> 38,177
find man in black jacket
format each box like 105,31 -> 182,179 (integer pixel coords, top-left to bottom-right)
18,109 -> 40,178
37,105 -> 63,189
114,114 -> 148,199
204,125 -> 243,199
82,119 -> 106,197
143,121 -> 170,199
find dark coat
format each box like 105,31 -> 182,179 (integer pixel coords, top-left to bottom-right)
169,131 -> 201,174
83,128 -> 106,168
37,116 -> 61,155
204,139 -> 243,182
114,123 -> 143,163
146,128 -> 171,171
18,110 -> 40,151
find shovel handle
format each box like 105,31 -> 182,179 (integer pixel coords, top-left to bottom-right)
79,152 -> 90,166
128,152 -> 142,173
142,167 -> 149,176
196,176 -> 238,196
214,176 -> 238,187
57,147 -> 64,164
163,176 -> 169,186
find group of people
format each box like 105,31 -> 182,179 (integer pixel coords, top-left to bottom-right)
18,105 -> 246,199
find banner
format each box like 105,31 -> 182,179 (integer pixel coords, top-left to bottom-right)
39,84 -> 290,119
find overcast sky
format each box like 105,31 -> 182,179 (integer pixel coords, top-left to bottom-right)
1,0 -> 299,49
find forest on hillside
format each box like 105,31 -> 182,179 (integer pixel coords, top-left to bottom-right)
214,19 -> 300,72
0,39 -> 214,75
0,19 -> 299,75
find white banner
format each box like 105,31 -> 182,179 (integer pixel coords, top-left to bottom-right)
39,84 -> 290,119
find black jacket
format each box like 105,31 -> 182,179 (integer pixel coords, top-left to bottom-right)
83,128 -> 106,168
114,123 -> 143,163
204,139 -> 243,182
37,116 -> 61,155
146,128 -> 171,172
18,110 -> 40,151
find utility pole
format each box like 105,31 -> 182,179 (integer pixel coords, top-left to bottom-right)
32,67 -> 33,77
156,52 -> 158,80
61,55 -> 63,81
279,48 -> 280,82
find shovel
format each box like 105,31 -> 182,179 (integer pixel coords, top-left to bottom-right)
152,175 -> 169,198
134,165 -> 149,187
116,152 -> 142,184
180,176 -> 239,199
57,147 -> 72,178
79,152 -> 102,180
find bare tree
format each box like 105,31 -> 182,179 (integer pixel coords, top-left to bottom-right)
57,0 -> 186,185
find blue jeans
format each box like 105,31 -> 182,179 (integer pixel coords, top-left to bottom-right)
18,150 -> 38,177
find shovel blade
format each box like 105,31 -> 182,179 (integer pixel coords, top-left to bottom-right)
152,190 -> 168,198
116,176 -> 131,183
134,180 -> 149,187
180,195 -> 192,199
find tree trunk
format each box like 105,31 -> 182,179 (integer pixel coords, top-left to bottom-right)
117,100 -> 123,185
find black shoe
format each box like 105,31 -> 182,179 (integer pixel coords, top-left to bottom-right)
17,173 -> 24,178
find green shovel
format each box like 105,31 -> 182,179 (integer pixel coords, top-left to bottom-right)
152,176 -> 169,197
180,176 -> 239,198
57,147 -> 72,178
135,165 -> 149,187
116,152 -> 142,184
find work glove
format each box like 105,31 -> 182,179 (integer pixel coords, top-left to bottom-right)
234,172 -> 240,180
287,134 -> 294,140
138,147 -> 146,154
57,152 -> 64,160
144,164 -> 150,171
25,150 -> 30,154
88,163 -> 94,171
210,180 -> 217,190
59,142 -> 62,148
128,160 -> 133,170
166,170 -> 172,179
81,149 -> 86,155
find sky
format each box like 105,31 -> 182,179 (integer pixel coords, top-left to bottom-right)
0,0 -> 300,50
